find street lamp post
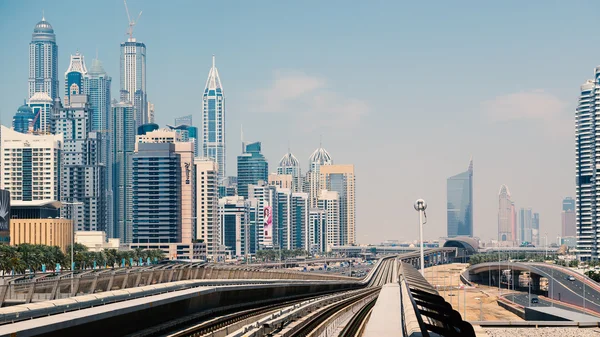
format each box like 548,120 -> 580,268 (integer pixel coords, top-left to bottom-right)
414,199 -> 427,276
62,201 -> 83,296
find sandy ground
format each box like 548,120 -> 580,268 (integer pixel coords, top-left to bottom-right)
423,263 -> 523,322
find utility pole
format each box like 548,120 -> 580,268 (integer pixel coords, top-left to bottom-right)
414,199 -> 427,276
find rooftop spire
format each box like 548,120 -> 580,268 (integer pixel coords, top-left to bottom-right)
42,9 -> 45,21
212,54 -> 215,68
204,55 -> 223,91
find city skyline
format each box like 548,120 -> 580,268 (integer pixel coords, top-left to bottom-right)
0,1 -> 585,243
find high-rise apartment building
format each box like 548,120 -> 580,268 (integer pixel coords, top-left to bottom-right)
498,185 -> 515,242
55,94 -> 106,232
219,196 -> 250,258
64,52 -> 87,105
269,173 -> 293,190
248,182 -> 276,249
83,58 -> 111,132
237,141 -> 268,198
273,189 -> 309,250
308,209 -> 326,254
202,56 -> 226,184
318,190 -> 340,251
576,72 -> 600,259
120,38 -> 147,128
562,197 -> 576,237
29,17 -> 59,100
195,158 -> 219,258
27,92 -> 53,133
532,212 -> 540,246
0,126 -> 62,202
277,151 -> 302,193
320,164 -> 356,245
110,101 -> 135,241
446,159 -> 473,238
306,146 -> 332,208
132,143 -> 181,244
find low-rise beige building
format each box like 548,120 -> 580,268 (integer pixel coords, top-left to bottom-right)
10,218 -> 73,253
75,231 -> 120,252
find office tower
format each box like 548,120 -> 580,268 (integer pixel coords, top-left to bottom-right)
532,212 -> 540,246
136,129 -> 195,243
64,51 -> 87,105
237,141 -> 268,198
320,165 -> 356,245
318,190 -> 340,250
446,159 -> 474,238
132,143 -> 181,243
83,58 -> 111,132
0,126 -> 62,202
248,182 -> 276,249
175,115 -> 192,126
277,151 -> 302,192
29,16 -> 58,100
306,145 -> 332,208
308,209 -> 326,254
219,196 -> 250,258
269,173 -> 293,189
511,202 -> 517,242
576,73 -> 600,259
195,158 -> 219,258
120,37 -> 147,128
12,104 -> 35,134
27,92 -> 53,133
111,101 -> 135,241
519,208 -> 533,244
561,197 -> 576,237
167,124 -> 199,157
498,185 -> 514,242
202,56 -> 226,184
55,94 -> 106,232
291,193 -> 309,250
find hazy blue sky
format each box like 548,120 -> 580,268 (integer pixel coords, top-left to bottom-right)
0,1 -> 595,244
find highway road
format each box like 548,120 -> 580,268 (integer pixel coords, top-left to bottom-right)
503,292 -> 598,316
528,264 -> 600,313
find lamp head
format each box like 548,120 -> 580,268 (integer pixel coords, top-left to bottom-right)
414,199 -> 427,211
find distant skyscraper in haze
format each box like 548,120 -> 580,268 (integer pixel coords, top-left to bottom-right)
446,159 -> 473,238
306,145 -> 333,208
64,51 -> 87,105
175,115 -> 192,126
277,151 -> 302,193
320,165 -> 356,245
120,37 -> 147,128
562,197 -> 576,237
519,208 -> 533,244
237,141 -> 268,198
202,56 -> 225,184
576,71 -> 600,260
29,16 -> 58,100
498,185 -> 514,242
532,212 -> 540,246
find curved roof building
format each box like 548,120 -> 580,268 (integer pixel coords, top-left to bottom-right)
29,17 -> 59,101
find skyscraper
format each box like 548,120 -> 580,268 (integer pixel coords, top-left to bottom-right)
562,197 -> 576,237
306,146 -> 333,208
320,164 -> 356,245
498,185 -> 514,242
64,51 -> 87,105
532,212 -> 540,246
83,58 -> 112,132
318,190 -> 340,250
12,104 -> 35,134
576,72 -> 600,260
237,141 -> 268,198
195,158 -> 219,258
29,16 -> 59,100
27,92 -> 53,133
277,151 -> 302,193
248,181 -> 276,249
120,37 -> 147,128
56,94 -> 106,232
202,56 -> 226,184
519,208 -> 533,244
0,126 -> 62,202
167,124 -> 199,157
446,159 -> 474,238
219,196 -> 250,258
308,209 -> 326,254
111,101 -> 135,241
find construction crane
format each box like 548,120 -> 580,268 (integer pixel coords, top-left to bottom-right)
124,0 -> 142,41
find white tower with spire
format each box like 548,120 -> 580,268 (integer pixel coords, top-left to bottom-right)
202,55 -> 226,184
29,14 -> 59,100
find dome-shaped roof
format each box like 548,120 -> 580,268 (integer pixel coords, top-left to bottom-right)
16,104 -> 34,115
309,147 -> 332,165
279,152 -> 299,167
34,20 -> 54,34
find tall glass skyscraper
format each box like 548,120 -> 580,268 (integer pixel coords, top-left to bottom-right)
202,56 -> 225,184
576,71 -> 600,260
306,146 -> 332,208
83,58 -> 111,132
277,151 -> 302,193
446,159 -> 473,238
120,38 -> 147,128
29,16 -> 59,100
498,184 -> 514,242
64,52 -> 87,105
237,142 -> 268,198
562,197 -> 576,237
